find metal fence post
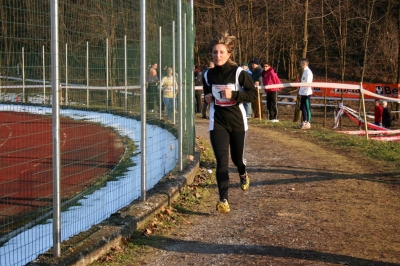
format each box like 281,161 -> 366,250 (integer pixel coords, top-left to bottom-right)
140,0 -> 147,201
50,0 -> 61,257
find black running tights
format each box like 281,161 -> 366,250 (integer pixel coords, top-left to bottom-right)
210,129 -> 247,201
266,91 -> 278,120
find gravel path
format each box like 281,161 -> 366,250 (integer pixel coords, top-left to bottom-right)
134,117 -> 400,266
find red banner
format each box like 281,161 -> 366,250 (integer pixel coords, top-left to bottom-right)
312,82 -> 400,100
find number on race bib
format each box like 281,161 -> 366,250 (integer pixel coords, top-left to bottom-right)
212,84 -> 237,107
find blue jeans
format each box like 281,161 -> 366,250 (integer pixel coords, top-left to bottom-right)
163,97 -> 174,120
243,102 -> 252,118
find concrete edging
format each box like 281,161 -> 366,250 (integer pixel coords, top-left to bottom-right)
30,149 -> 200,266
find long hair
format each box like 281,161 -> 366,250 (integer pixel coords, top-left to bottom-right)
209,32 -> 237,66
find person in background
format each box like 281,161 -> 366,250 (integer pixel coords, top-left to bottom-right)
194,65 -> 203,114
298,58 -> 313,129
250,58 -> 263,119
160,66 -> 169,112
161,67 -> 178,120
382,101 -> 392,128
203,32 -> 258,214
241,62 -> 252,75
261,62 -> 281,122
374,99 -> 383,127
201,61 -> 215,118
241,62 -> 252,118
146,62 -> 159,113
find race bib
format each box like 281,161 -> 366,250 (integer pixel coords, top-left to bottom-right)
212,84 -> 237,107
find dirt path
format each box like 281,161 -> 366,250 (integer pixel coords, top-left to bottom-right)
133,118 -> 400,266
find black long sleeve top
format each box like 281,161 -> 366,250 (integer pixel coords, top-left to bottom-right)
202,62 -> 258,132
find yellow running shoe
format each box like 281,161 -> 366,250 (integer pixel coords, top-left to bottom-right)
240,173 -> 250,191
216,199 -> 230,214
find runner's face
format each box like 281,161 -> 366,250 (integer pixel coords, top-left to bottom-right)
212,44 -> 230,66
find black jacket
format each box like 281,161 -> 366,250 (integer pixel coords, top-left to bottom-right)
203,62 -> 258,132
382,107 -> 392,128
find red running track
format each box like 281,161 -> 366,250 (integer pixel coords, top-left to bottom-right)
0,111 -> 125,231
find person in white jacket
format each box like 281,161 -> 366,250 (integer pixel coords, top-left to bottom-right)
298,58 -> 313,129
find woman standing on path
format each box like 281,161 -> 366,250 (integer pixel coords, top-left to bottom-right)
203,32 -> 258,214
147,62 -> 159,112
161,67 -> 177,120
261,62 -> 281,122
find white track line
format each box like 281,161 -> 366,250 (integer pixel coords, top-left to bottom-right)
0,124 -> 12,148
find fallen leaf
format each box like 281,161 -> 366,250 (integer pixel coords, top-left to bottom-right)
111,246 -> 122,252
150,221 -> 158,228
142,228 -> 152,235
121,237 -> 128,245
105,255 -> 113,262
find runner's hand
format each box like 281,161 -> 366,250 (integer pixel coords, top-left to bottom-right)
221,87 -> 232,99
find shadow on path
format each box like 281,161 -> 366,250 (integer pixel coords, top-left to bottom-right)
142,235 -> 399,266
236,165 -> 400,186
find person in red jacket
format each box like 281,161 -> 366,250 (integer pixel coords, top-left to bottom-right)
374,99 -> 383,126
261,63 -> 281,122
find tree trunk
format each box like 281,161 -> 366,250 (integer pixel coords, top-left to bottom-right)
339,0 -> 349,128
397,1 -> 400,119
321,1 -> 327,128
340,0 -> 349,84
358,0 -> 377,128
249,0 -> 254,58
360,0 -> 376,83
264,0 -> 269,63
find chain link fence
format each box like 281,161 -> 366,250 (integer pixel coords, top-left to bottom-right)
0,1 -> 195,265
